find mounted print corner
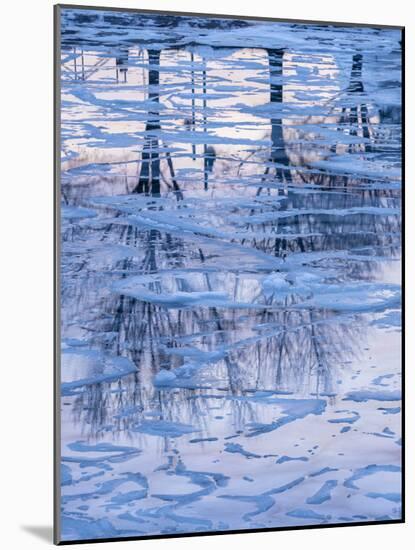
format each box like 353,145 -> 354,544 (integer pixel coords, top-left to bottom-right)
54,4 -> 404,544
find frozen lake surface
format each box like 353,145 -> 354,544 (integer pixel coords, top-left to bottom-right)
59,7 -> 402,542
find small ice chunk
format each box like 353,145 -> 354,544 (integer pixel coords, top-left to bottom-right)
262,272 -> 290,294
153,369 -> 177,386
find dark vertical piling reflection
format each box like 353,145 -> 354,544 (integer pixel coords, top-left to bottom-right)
344,53 -> 372,153
267,48 -> 292,183
115,46 -> 129,82
134,50 -> 161,195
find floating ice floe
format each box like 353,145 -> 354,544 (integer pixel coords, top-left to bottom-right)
153,363 -> 210,389
224,443 -> 261,459
262,269 -> 401,313
306,480 -> 338,505
132,420 -> 200,438
61,464 -> 72,486
241,395 -> 327,437
276,455 -> 309,464
61,348 -> 136,394
327,410 -> 360,424
343,390 -> 401,403
372,374 -> 395,387
112,275 -> 255,309
371,310 -> 401,330
366,492 -> 401,503
286,508 -> 331,521
153,369 -> 177,386
261,272 -> 291,295
295,281 -> 400,313
377,407 -> 400,415
311,156 -> 401,182
61,515 -> 120,541
343,464 -> 401,490
62,205 -> 97,220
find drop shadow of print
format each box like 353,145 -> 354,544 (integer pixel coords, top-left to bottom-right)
21,525 -> 53,543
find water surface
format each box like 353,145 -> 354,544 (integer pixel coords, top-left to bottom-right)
59,8 -> 402,542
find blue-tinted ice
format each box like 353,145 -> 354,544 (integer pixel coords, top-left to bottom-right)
59,7 -> 402,541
